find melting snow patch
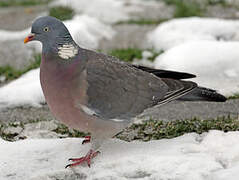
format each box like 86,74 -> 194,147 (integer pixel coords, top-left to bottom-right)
64,15 -> 115,49
147,17 -> 239,51
154,41 -> 239,95
51,0 -> 136,24
0,69 -> 44,109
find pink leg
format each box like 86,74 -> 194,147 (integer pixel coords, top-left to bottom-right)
65,149 -> 100,168
82,136 -> 91,145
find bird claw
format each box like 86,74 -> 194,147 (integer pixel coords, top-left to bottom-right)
82,136 -> 91,145
65,149 -> 100,168
68,157 -> 85,162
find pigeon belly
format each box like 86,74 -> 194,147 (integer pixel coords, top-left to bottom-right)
40,57 -> 126,138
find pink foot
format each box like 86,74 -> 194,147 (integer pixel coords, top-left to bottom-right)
82,136 -> 91,145
65,149 -> 100,168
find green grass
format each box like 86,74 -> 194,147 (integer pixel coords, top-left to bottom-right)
228,93 -> 239,100
207,0 -> 227,6
147,50 -> 164,62
109,48 -> 143,62
109,48 -> 163,62
53,123 -> 89,138
163,0 -> 203,17
0,122 -> 24,141
0,54 -> 41,81
115,19 -> 167,25
117,116 -> 239,141
49,6 -> 75,21
0,0 -> 51,7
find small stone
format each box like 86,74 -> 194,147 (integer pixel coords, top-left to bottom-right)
24,120 -> 58,132
3,126 -> 23,136
144,127 -> 154,135
0,75 -> 6,82
20,120 -> 60,139
21,130 -> 61,139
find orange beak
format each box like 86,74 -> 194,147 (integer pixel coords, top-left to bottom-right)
24,33 -> 35,44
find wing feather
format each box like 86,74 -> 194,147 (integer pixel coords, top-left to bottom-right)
79,50 -> 197,121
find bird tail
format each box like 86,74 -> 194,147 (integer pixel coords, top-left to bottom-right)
178,87 -> 227,102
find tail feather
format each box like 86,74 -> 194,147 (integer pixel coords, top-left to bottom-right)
178,87 -> 227,102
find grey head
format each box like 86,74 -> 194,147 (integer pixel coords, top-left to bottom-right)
25,16 -> 79,59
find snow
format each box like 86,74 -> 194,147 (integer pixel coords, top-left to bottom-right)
51,0 -> 139,24
154,41 -> 239,95
147,17 -> 239,51
64,15 -> 115,49
50,0 -> 159,24
0,69 -> 44,108
1,130 -> 239,180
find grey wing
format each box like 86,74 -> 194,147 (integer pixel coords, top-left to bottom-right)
83,51 -> 197,121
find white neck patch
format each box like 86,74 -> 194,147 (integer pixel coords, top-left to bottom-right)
57,44 -> 78,60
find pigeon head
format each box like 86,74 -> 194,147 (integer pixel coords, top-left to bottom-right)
24,16 -> 78,59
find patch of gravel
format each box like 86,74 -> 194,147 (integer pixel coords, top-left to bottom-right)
0,105 -> 55,124
140,99 -> 239,122
99,24 -> 156,51
190,0 -> 239,18
0,40 -> 37,69
127,0 -> 174,20
0,5 -> 48,31
206,5 -> 239,19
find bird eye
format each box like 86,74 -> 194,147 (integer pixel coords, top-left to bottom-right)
43,27 -> 49,32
